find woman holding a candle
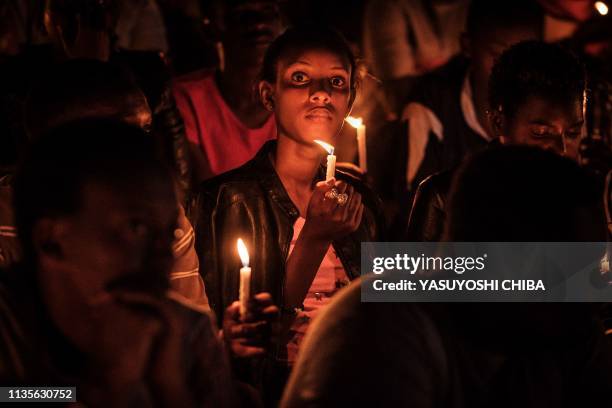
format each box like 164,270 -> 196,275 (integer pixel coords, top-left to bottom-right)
194,25 -> 384,398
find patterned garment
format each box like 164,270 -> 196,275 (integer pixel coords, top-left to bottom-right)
285,217 -> 349,364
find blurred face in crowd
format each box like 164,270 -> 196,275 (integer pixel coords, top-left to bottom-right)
44,0 -> 118,61
259,48 -> 354,148
538,0 -> 595,21
496,96 -> 584,158
35,175 -> 177,300
220,0 -> 284,65
465,26 -> 540,95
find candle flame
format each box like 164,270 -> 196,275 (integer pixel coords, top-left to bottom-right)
595,1 -> 608,15
345,116 -> 363,128
237,238 -> 249,267
314,140 -> 335,155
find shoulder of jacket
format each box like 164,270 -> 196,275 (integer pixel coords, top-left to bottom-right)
198,165 -> 266,207
415,169 -> 455,202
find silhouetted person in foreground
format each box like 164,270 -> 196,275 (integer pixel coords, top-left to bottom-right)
0,121 -> 234,406
282,146 -> 611,408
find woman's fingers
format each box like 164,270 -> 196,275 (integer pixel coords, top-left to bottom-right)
231,344 -> 265,358
227,321 -> 268,339
316,179 -> 340,212
261,305 -> 280,316
306,178 -> 367,240
224,301 -> 241,322
244,305 -> 279,322
335,185 -> 354,217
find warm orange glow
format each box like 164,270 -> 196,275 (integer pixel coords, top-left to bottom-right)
314,140 -> 335,155
345,116 -> 363,128
237,238 -> 249,267
595,1 -> 608,15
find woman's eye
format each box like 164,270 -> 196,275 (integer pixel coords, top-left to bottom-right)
330,77 -> 346,87
291,72 -> 309,83
530,126 -> 549,137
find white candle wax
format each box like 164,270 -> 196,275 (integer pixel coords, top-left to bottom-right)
314,140 -> 336,181
346,117 -> 367,172
237,238 -> 251,319
326,154 -> 336,181
357,124 -> 367,172
239,266 -> 251,317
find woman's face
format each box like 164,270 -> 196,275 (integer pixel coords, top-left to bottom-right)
499,96 -> 583,159
261,48 -> 353,148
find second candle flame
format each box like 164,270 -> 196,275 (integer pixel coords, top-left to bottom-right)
237,238 -> 249,267
345,116 -> 363,128
595,1 -> 608,15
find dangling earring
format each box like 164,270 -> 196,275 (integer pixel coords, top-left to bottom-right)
266,98 -> 275,111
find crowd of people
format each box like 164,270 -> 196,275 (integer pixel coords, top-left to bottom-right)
0,0 -> 611,407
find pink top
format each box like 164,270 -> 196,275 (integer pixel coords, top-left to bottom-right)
172,70 -> 277,179
286,217 -> 349,364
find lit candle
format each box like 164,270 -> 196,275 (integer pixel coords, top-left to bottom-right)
346,116 -> 367,172
595,1 -> 608,15
314,140 -> 336,181
237,238 -> 251,318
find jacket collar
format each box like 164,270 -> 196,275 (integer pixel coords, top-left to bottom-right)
252,140 -> 328,221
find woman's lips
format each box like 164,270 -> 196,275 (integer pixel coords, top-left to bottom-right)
306,107 -> 333,120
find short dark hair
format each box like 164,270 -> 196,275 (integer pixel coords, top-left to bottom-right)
259,24 -> 361,93
25,59 -> 146,139
445,145 -> 603,241
466,0 -> 543,40
488,41 -> 586,119
14,120 -> 171,264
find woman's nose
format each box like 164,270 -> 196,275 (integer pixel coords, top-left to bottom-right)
550,135 -> 565,155
309,80 -> 332,104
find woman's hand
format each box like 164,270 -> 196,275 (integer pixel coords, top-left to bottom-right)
222,292 -> 280,358
302,178 -> 365,243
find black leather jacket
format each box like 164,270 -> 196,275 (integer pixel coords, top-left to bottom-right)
405,140 -> 503,242
192,141 -> 385,323
404,169 -> 453,242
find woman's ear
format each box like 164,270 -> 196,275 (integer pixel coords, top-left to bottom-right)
488,106 -> 505,139
258,81 -> 275,112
